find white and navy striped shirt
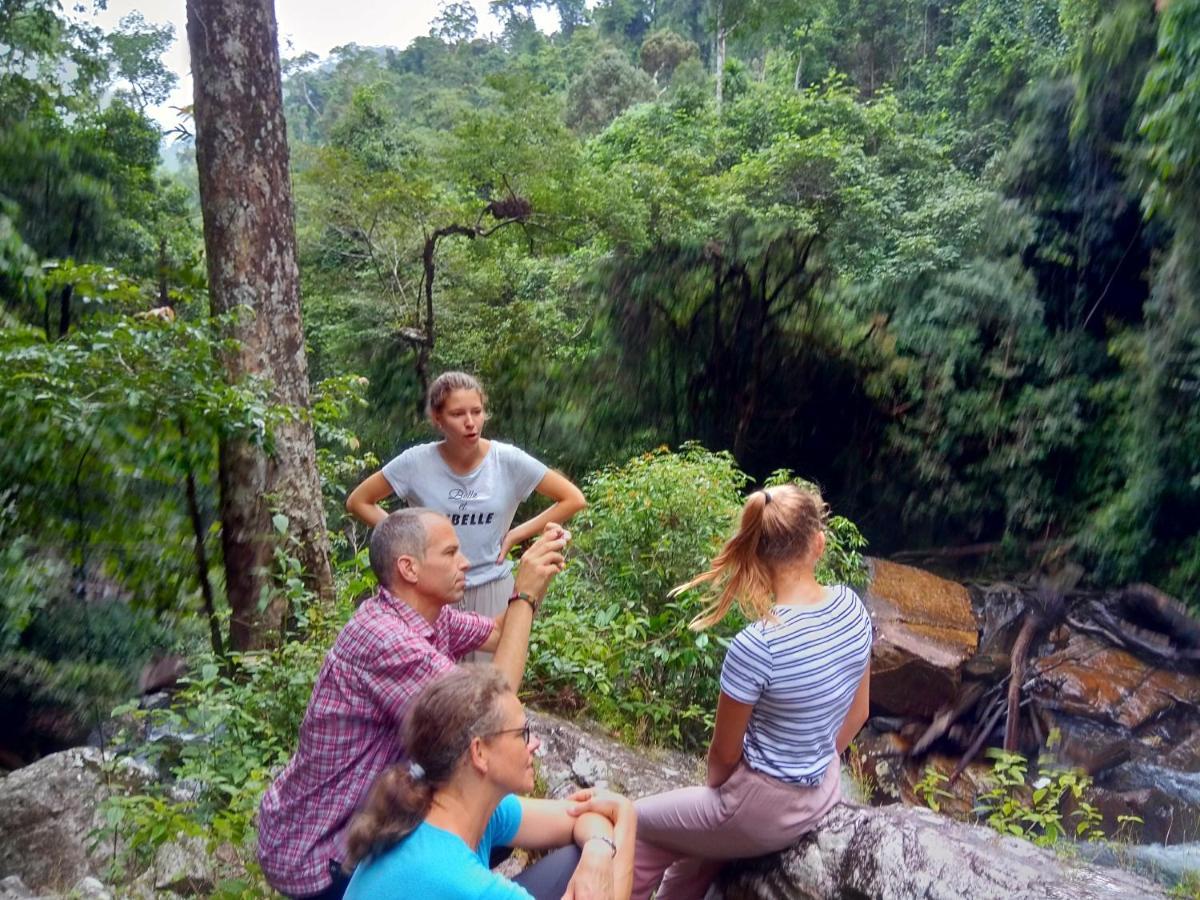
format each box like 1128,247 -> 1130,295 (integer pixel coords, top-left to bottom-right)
719,585 -> 872,786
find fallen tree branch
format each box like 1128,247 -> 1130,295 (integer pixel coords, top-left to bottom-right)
912,681 -> 985,756
892,539 -> 1067,562
1005,615 -> 1041,752
950,690 -> 1008,784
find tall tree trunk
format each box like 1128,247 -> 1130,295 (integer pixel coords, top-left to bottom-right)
157,235 -> 171,308
57,202 -> 83,338
186,0 -> 333,650
182,439 -> 224,658
57,283 -> 73,338
414,213 -> 526,413
715,1 -> 727,108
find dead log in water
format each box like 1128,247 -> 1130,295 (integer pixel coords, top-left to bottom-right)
857,558 -> 1200,844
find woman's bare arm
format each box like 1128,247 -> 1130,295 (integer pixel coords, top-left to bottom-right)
345,471 -> 395,527
562,789 -> 637,900
498,470 -> 586,562
835,663 -> 871,754
707,691 -> 754,788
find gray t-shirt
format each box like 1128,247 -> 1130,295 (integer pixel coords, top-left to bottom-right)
381,441 -> 548,587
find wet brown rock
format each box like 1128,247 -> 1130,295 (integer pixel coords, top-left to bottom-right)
1078,761 -> 1200,845
137,654 -> 187,695
1070,783 -> 1196,845
865,559 -> 979,718
1163,729 -> 1200,772
1030,634 -> 1200,730
850,728 -> 910,800
1053,722 -> 1133,776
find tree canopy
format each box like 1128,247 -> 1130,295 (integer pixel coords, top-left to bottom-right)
1,0 -> 1197,662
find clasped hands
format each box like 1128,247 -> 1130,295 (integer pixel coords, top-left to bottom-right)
563,788 -> 632,900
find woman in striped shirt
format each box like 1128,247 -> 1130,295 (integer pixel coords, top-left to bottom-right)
632,484 -> 873,900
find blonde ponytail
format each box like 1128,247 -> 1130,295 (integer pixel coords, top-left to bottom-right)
674,485 -> 828,631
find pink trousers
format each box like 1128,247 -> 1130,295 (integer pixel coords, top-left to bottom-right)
632,757 -> 842,900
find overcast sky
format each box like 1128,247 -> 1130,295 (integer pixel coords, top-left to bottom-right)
87,1 -> 555,128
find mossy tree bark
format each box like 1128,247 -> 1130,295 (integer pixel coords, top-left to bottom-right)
186,0 -> 333,650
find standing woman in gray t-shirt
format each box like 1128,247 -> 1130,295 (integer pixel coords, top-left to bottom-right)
346,372 -> 586,660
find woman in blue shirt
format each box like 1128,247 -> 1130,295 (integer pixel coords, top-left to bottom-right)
343,666 -> 636,900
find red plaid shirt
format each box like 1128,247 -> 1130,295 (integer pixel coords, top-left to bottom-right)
256,588 -> 493,897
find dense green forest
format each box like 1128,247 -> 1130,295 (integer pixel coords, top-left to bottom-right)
2,0 -> 1198,688
293,0 -> 1200,591
1,0 -> 1198,891
11,0 -> 1193,582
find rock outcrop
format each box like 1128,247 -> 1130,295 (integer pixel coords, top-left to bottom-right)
6,561 -> 1195,897
1031,632 -> 1200,731
855,563 -> 1200,853
529,710 -> 1165,898
529,709 -> 702,798
0,748 -> 234,898
864,558 -> 978,718
0,875 -> 111,900
3,712 -> 1169,899
0,748 -> 140,892
717,802 -> 1165,899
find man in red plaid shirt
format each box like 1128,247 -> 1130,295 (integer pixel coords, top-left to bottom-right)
257,508 -> 567,899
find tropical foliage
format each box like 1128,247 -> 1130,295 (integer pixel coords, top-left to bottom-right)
0,0 -> 1195,837
2,0 -> 1198,890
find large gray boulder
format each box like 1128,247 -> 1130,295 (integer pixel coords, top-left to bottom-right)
529,709 -> 702,798
0,875 -> 111,900
0,748 -> 138,891
530,710 -> 1165,897
0,748 -> 231,898
0,713 -> 1172,899
527,709 -> 872,804
716,802 -> 1165,899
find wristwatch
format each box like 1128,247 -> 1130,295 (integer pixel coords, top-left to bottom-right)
507,590 -> 540,614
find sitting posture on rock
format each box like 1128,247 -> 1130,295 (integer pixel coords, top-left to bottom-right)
257,509 -> 567,900
343,665 -> 637,900
632,485 -> 873,900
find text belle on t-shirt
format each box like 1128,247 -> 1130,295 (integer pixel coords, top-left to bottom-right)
450,512 -> 496,526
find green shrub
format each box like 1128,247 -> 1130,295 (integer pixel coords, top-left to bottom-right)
93,445 -> 868,893
0,540 -> 174,754
0,651 -> 132,746
1169,870 -> 1200,900
971,748 -> 1107,846
1,540 -> 62,651
527,444 -> 868,751
97,592 -> 352,896
571,442 -> 751,614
